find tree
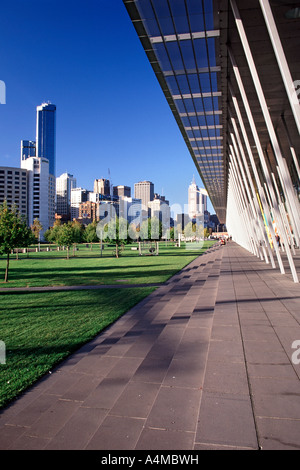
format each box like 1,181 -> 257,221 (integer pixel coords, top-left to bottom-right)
31,218 -> 43,250
83,221 -> 99,243
56,223 -> 75,259
0,201 -> 35,282
101,217 -> 128,258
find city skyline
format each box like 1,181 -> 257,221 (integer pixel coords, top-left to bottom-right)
0,1 -> 214,217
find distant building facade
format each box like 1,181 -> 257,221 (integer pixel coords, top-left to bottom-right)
36,102 -> 56,177
0,166 -> 28,218
188,177 -> 207,219
113,185 -> 131,198
134,181 -> 154,213
71,188 -> 90,220
21,157 -> 52,235
56,172 -> 77,220
21,140 -> 36,161
94,178 -> 111,196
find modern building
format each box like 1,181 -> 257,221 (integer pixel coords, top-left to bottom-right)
123,1 -> 300,283
176,213 -> 190,234
71,187 -> 90,220
20,102 -> 57,233
93,178 -> 111,196
188,177 -> 207,219
0,166 -> 28,218
21,140 -> 36,161
56,172 -> 77,220
119,196 -> 142,223
36,102 -> 56,177
113,185 -> 131,198
21,157 -> 51,236
134,181 -> 154,212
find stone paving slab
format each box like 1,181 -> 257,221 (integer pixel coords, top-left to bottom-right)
0,242 -> 300,451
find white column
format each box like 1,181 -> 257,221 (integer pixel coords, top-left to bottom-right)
259,0 -> 300,135
228,45 -> 298,282
230,0 -> 300,257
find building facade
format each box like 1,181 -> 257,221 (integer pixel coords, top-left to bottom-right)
36,102 -> 56,177
71,187 -> 90,220
21,140 -> 36,161
124,0 -> 300,283
113,185 -> 131,198
188,177 -> 207,219
56,172 -> 77,220
134,181 -> 154,212
0,166 -> 27,218
21,157 -> 51,235
94,178 -> 111,196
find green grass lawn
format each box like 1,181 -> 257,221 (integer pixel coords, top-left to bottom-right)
0,240 -> 216,409
0,241 -> 216,288
0,287 -> 156,409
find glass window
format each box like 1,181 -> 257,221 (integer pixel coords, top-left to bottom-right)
177,74 -> 190,94
152,0 -> 170,17
166,42 -> 184,70
187,74 -> 200,94
203,97 -> 213,112
180,40 -> 195,70
175,99 -> 187,113
207,38 -> 216,66
154,43 -> 172,72
189,116 -> 199,127
159,17 -> 175,36
173,15 -> 189,34
184,98 -> 196,113
143,19 -> 161,36
166,75 -> 180,95
136,0 -> 155,19
189,14 -> 205,33
193,97 -> 204,112
194,39 -> 208,69
200,73 -> 211,93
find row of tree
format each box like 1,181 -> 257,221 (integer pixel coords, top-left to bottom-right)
0,200 -> 210,281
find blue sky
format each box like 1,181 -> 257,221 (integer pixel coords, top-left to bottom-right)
0,0 -> 214,216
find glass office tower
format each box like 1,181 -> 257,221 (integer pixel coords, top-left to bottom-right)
36,102 -> 56,177
21,140 -> 36,161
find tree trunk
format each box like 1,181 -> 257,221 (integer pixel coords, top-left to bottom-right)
4,253 -> 9,282
67,246 -> 69,259
116,243 -> 119,258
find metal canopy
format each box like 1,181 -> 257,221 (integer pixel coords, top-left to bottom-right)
123,0 -> 300,226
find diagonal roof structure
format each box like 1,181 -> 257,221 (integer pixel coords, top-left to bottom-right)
123,0 -> 300,282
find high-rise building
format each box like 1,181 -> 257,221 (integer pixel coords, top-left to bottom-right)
21,140 -> 36,161
94,178 -> 111,196
113,185 -> 131,198
56,172 -> 77,220
21,157 -> 51,236
36,102 -> 56,177
71,188 -> 90,220
0,166 -> 28,218
188,177 -> 207,219
134,181 -> 154,212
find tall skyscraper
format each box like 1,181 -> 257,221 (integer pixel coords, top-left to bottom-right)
134,181 -> 154,212
113,185 -> 131,198
56,172 -> 77,220
71,188 -> 90,220
188,177 -> 207,219
21,140 -> 36,161
21,157 -> 50,236
94,178 -> 111,196
36,102 -> 56,177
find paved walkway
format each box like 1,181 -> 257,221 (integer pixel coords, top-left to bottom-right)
0,242 -> 299,450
